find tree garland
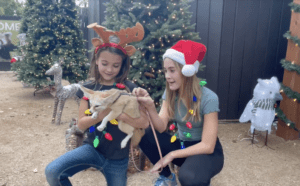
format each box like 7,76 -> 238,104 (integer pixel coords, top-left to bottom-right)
289,2 -> 300,13
276,1 -> 300,135
283,31 -> 300,46
280,59 -> 300,74
280,83 -> 300,102
276,107 -> 299,132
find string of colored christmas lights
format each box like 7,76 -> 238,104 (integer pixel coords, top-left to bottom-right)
280,59 -> 300,74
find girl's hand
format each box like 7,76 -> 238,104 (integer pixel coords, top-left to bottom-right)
132,87 -> 149,97
137,96 -> 155,109
150,152 -> 175,173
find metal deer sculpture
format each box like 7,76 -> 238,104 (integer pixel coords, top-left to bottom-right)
45,58 -> 81,125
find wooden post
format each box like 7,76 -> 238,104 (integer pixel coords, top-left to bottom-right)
276,0 -> 300,140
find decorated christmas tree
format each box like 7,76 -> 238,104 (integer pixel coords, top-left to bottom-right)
18,0 -> 36,34
103,0 -> 204,108
11,0 -> 89,89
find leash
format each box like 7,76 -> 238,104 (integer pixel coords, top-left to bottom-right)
129,111 -> 176,175
116,92 -> 176,175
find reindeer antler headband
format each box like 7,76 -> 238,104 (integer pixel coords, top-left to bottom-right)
87,22 -> 145,57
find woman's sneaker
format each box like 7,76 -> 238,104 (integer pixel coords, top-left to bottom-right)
154,173 -> 177,186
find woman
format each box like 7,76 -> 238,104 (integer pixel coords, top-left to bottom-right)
133,40 -> 224,186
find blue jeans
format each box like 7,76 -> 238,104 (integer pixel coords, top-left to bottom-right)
45,144 -> 129,186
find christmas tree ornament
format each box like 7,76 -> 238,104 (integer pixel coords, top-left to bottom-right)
114,83 -> 126,89
180,141 -> 185,149
186,122 -> 192,129
169,123 -> 176,131
85,109 -> 92,115
89,126 -> 95,133
163,40 -> 207,77
199,81 -> 207,87
103,131 -> 113,141
110,119 -> 118,125
189,109 -> 194,115
170,133 -> 178,143
183,132 -> 192,138
93,136 -> 100,148
193,96 -> 197,102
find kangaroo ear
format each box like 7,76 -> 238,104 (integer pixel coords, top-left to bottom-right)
80,85 -> 94,98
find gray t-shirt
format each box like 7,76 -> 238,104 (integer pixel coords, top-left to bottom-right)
162,87 -> 220,141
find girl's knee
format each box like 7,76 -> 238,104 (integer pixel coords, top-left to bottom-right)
178,170 -> 210,186
140,127 -> 155,143
45,162 -> 56,178
45,160 -> 64,179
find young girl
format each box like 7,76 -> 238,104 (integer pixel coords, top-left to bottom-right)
133,40 -> 224,186
45,23 -> 149,186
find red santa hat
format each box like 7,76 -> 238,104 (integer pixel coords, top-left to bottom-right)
163,40 -> 207,77
10,57 -> 18,63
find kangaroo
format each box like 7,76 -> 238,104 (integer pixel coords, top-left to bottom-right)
80,86 -> 145,149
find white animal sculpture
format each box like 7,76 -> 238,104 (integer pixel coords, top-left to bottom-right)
17,33 -> 27,47
45,58 -> 81,125
239,76 -> 283,147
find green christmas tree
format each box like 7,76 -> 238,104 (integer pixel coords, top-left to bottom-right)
19,0 -> 36,34
11,0 -> 89,89
103,0 -> 204,108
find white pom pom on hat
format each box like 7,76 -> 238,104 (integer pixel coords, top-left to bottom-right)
163,40 -> 207,77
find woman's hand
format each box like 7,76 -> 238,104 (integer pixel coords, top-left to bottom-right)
150,152 -> 176,173
132,87 -> 154,109
132,87 -> 149,97
137,96 -> 155,109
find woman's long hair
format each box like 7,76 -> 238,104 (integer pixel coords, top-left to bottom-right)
165,60 -> 202,122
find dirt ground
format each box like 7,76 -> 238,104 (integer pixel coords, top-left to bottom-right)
0,71 -> 300,186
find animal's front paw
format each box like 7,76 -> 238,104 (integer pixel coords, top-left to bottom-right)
97,125 -> 105,131
91,113 -> 98,119
121,140 -> 128,149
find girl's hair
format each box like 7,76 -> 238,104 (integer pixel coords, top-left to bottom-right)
88,36 -> 130,84
165,59 -> 202,122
